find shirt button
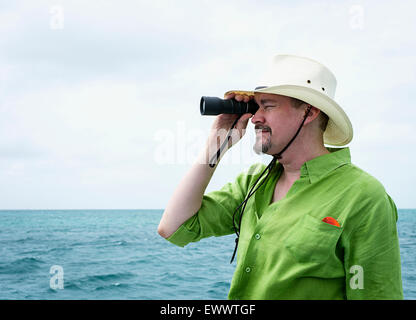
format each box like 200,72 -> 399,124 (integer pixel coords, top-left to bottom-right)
245,267 -> 251,273
255,234 -> 261,240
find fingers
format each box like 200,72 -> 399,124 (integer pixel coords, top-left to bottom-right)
235,113 -> 253,131
224,93 -> 252,103
213,113 -> 238,130
235,94 -> 251,103
240,112 -> 253,122
224,92 -> 235,100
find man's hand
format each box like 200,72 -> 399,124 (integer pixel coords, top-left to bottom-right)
204,93 -> 254,163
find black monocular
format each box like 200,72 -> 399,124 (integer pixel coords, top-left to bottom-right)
200,96 -> 259,116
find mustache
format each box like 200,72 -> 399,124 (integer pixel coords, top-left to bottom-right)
254,125 -> 272,133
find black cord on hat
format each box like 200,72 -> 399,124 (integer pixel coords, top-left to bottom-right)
274,105 -> 312,159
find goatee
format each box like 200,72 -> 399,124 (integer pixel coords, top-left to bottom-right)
253,125 -> 272,155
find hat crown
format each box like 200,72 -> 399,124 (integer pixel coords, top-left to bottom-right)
258,55 -> 337,99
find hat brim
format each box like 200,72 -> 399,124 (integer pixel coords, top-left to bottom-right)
225,85 -> 353,146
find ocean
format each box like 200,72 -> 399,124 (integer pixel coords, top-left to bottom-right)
0,209 -> 415,300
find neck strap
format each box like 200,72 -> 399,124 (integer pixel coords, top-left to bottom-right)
273,105 -> 312,159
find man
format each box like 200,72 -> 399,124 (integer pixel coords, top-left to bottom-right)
157,54 -> 403,299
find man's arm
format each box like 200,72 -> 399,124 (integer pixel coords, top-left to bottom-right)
157,93 -> 253,239
157,150 -> 217,239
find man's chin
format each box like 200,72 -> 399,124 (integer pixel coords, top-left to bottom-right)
253,144 -> 272,155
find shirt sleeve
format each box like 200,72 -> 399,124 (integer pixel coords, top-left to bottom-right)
166,163 -> 265,247
344,191 -> 403,299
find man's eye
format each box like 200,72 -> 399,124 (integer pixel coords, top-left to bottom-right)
264,105 -> 274,109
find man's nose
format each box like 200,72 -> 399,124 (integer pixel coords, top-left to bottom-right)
251,108 -> 265,124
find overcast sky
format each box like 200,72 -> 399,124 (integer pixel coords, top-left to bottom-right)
0,0 -> 415,209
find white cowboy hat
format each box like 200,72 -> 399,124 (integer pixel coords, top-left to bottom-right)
224,54 -> 353,146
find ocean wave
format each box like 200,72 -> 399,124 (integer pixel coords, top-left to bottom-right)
160,271 -> 185,282
71,239 -> 130,248
63,272 -> 137,293
113,240 -> 128,246
47,246 -> 73,254
79,272 -> 136,283
18,249 -> 46,256
126,258 -> 148,265
17,236 -> 37,242
0,257 -> 45,274
212,281 -> 230,289
94,282 -> 130,291
0,236 -> 36,244
97,240 -> 129,247
57,281 -> 82,291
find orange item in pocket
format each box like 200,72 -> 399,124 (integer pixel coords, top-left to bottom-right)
322,216 -> 341,227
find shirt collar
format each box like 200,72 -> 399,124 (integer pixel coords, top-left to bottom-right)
299,147 -> 351,184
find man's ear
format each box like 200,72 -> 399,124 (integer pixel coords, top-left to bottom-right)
304,105 -> 321,123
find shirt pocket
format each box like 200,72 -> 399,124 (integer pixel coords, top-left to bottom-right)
284,214 -> 343,263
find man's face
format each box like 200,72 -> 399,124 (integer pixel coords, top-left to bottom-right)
251,93 -> 305,155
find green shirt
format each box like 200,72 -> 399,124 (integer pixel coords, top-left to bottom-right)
166,148 -> 403,299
